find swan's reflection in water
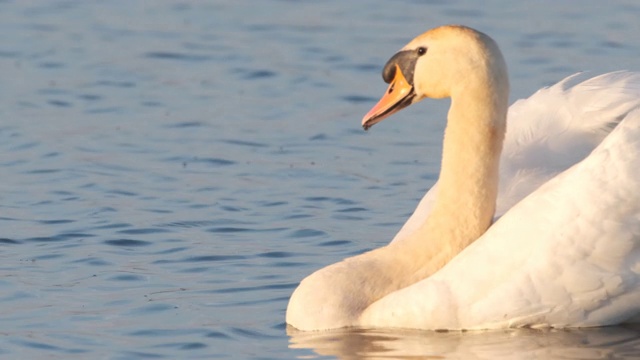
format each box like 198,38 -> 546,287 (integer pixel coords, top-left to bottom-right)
288,325 -> 640,359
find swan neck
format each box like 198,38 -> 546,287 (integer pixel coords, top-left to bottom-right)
439,87 -> 506,219
403,75 -> 508,276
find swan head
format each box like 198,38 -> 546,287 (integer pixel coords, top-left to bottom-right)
362,25 -> 509,130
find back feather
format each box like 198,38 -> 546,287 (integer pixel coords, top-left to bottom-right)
497,71 -> 640,217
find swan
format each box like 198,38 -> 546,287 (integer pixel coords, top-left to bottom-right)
286,25 -> 640,331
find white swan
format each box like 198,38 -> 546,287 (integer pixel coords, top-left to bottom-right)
286,25 -> 640,331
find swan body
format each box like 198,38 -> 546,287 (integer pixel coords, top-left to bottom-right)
286,25 -> 640,331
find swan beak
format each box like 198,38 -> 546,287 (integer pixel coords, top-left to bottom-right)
362,64 -> 415,130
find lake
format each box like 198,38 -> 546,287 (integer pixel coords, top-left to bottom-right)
1,0 -> 640,358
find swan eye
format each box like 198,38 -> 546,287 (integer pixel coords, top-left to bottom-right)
417,47 -> 427,56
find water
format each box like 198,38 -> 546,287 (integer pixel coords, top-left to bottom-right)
0,0 -> 639,358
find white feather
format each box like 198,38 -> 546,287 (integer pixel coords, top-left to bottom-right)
393,71 -> 640,242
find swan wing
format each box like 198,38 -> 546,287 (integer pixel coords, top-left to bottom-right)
392,71 -> 640,243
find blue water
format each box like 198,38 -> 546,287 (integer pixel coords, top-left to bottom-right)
1,0 -> 639,358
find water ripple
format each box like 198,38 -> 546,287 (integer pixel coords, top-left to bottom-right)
220,139 -> 269,148
128,329 -> 208,337
10,340 -> 87,354
0,238 -> 21,244
25,233 -> 92,242
257,251 -> 294,258
103,239 -> 152,247
211,283 -> 293,295
152,342 -> 207,350
206,330 -> 232,339
108,274 -> 146,282
317,240 -> 351,247
230,327 -> 282,340
92,80 -> 136,88
206,227 -> 252,233
70,257 -> 112,266
342,95 -> 377,103
127,303 -> 178,315
288,229 -> 327,238
143,51 -> 212,62
177,255 -> 247,263
117,228 -> 171,235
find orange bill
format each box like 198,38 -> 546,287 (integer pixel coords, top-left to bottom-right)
362,64 -> 415,130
